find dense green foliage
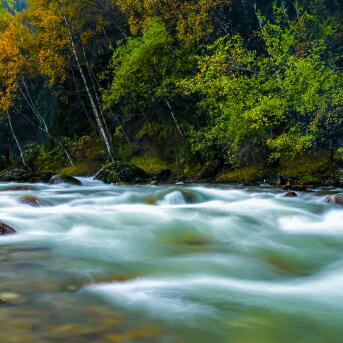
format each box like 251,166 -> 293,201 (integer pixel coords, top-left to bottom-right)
0,0 -> 342,182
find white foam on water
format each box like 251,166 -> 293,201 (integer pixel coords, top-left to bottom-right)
160,191 -> 187,205
279,210 -> 343,235
2,181 -> 343,336
86,268 -> 343,320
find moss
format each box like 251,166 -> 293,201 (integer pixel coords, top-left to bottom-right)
57,163 -> 94,176
34,147 -> 67,173
131,156 -> 172,174
279,152 -> 333,184
182,163 -> 203,179
216,165 -> 263,183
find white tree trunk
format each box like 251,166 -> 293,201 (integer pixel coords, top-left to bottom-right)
19,79 -> 74,166
164,98 -> 184,137
7,111 -> 28,169
62,14 -> 114,162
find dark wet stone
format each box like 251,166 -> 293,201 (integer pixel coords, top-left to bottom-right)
0,222 -> 16,235
326,193 -> 343,206
181,190 -> 198,203
285,191 -> 297,198
20,195 -> 41,207
49,174 -> 81,186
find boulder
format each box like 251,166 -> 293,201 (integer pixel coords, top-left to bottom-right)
326,193 -> 343,206
0,222 -> 16,235
285,191 -> 297,198
20,195 -> 41,207
181,190 -> 198,203
94,162 -> 149,184
0,298 -> 7,305
49,174 -> 81,186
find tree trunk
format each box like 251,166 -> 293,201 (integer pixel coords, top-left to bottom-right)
81,45 -> 113,144
7,111 -> 29,170
19,79 -> 74,166
62,14 -> 114,162
164,98 -> 184,137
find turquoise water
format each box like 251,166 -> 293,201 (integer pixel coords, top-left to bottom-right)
0,179 -> 343,342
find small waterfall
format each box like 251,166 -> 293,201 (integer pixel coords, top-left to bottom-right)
164,191 -> 186,205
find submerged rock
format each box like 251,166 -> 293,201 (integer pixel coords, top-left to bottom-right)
0,222 -> 16,235
326,193 -> 343,206
285,191 -> 297,198
144,196 -> 158,205
0,292 -> 27,305
95,161 -> 149,184
181,190 -> 198,203
49,174 -> 81,186
20,195 -> 41,207
2,185 -> 34,191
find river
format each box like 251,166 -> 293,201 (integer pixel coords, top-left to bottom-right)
0,179 -> 343,342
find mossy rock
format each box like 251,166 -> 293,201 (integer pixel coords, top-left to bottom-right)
57,163 -> 94,176
131,156 -> 170,174
279,152 -> 333,184
95,161 -> 150,184
216,165 -> 263,183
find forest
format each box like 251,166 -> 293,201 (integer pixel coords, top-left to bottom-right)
0,0 -> 342,184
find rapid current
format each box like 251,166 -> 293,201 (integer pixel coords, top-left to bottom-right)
1,178 -> 343,342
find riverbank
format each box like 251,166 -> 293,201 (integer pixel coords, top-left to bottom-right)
1,157 -> 342,188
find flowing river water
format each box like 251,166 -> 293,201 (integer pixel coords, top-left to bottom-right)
1,178 -> 343,343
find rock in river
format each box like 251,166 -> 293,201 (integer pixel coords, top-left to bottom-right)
20,195 -> 41,207
285,191 -> 298,198
0,222 -> 16,235
49,174 -> 81,186
95,161 -> 149,184
326,193 -> 343,206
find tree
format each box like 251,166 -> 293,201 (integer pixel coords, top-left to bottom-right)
181,6 -> 343,167
104,18 -> 195,138
24,0 -> 119,160
0,10 -> 28,167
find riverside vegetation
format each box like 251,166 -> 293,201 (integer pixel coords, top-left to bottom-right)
0,0 -> 342,185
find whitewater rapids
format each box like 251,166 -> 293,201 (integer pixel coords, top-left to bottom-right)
0,179 -> 342,342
